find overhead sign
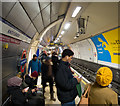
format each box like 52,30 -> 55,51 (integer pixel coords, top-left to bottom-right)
50,42 -> 63,46
0,19 -> 31,43
0,34 -> 21,44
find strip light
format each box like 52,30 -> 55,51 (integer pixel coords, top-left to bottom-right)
61,31 -> 65,35
64,23 -> 70,30
72,6 -> 82,17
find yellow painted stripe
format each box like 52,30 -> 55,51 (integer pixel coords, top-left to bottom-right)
81,79 -> 86,85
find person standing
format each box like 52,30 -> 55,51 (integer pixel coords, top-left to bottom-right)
89,67 -> 118,105
28,54 -> 41,85
41,57 -> 56,101
51,52 -> 59,76
55,49 -> 81,106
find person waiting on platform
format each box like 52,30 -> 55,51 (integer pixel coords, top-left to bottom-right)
24,71 -> 38,89
28,54 -> 41,85
7,76 -> 37,106
89,67 -> 118,105
55,49 -> 82,106
41,56 -> 56,101
51,52 -> 59,77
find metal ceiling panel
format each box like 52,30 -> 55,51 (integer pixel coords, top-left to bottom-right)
6,2 -> 31,33
43,17 -> 50,27
51,13 -> 58,23
26,23 -> 37,38
55,23 -> 61,35
52,2 -> 61,17
42,5 -> 50,27
39,1 -> 50,10
51,26 -> 55,36
2,2 -> 16,18
33,13 -> 44,33
21,2 -> 40,20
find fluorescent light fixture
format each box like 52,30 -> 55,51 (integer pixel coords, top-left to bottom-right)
64,23 -> 70,30
54,40 -> 57,43
59,35 -> 62,38
61,31 -> 65,35
72,6 -> 82,17
74,36 -> 77,39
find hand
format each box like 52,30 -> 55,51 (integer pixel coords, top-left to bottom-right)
74,75 -> 78,78
32,89 -> 36,93
76,77 -> 82,83
22,87 -> 29,93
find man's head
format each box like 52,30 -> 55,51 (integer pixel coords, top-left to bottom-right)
62,49 -> 74,63
33,54 -> 37,61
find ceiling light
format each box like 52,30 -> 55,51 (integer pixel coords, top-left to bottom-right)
59,35 -> 62,38
72,6 -> 82,17
64,23 -> 71,30
74,36 -> 77,39
61,31 -> 65,35
54,40 -> 57,43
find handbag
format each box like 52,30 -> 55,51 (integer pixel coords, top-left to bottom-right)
79,84 -> 91,106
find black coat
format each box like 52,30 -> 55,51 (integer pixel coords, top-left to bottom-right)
24,75 -> 36,89
7,86 -> 32,105
52,55 -> 59,75
55,60 -> 78,103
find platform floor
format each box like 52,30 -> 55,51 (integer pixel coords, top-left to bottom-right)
37,76 -> 80,105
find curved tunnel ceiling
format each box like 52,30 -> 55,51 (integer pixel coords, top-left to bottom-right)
1,1 -> 69,46
57,2 -> 118,45
1,2 -> 119,46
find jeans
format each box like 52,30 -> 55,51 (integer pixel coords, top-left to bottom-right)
61,100 -> 75,106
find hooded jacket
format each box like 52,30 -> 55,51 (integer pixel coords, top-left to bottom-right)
55,60 -> 78,103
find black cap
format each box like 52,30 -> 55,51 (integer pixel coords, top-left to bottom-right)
33,54 -> 37,58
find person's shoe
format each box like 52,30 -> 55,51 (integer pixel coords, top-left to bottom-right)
43,96 -> 46,99
50,92 -> 56,101
50,97 -> 56,101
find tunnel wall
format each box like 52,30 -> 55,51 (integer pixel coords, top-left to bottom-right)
0,18 -> 31,103
70,27 -> 120,69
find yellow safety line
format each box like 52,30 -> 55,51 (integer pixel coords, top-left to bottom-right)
81,79 -> 86,85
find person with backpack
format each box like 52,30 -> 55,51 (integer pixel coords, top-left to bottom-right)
28,54 -> 41,85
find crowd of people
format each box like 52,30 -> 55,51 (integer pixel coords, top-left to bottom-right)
7,49 -> 118,105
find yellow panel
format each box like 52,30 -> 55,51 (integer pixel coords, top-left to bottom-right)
102,28 -> 120,64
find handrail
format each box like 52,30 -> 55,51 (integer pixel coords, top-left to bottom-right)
1,96 -> 10,106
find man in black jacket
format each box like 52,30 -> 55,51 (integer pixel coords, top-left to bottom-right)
55,49 -> 81,106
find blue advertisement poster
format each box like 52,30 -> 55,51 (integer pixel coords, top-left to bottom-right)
91,34 -> 111,62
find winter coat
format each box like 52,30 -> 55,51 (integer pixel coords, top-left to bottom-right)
24,75 -> 37,89
41,60 -> 53,78
55,60 -> 78,103
7,86 -> 32,105
52,55 -> 59,75
28,59 -> 41,74
89,82 -> 118,105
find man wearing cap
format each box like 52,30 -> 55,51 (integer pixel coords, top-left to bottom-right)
89,67 -> 118,105
28,54 -> 41,85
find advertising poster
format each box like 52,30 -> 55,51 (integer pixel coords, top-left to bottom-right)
91,27 -> 120,65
